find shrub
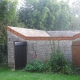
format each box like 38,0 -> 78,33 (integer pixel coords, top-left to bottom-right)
61,63 -> 78,75
44,60 -> 52,72
24,49 -> 78,75
50,50 -> 67,72
49,49 -> 78,75
24,59 -> 45,72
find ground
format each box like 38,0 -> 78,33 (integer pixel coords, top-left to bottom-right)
0,66 -> 80,80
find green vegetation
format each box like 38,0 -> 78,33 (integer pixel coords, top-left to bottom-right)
19,0 -> 71,30
0,66 -> 80,80
18,0 -> 80,30
0,0 -> 18,63
24,59 -> 45,72
24,49 -> 78,75
0,0 -> 18,44
49,50 -> 78,75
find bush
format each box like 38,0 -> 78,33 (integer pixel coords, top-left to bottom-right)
61,63 -> 78,75
49,49 -> 78,75
50,50 -> 67,72
43,60 -> 52,72
24,49 -> 78,75
24,59 -> 45,72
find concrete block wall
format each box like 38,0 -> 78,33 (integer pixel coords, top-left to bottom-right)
7,31 -> 73,69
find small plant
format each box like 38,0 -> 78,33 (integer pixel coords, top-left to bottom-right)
24,59 -> 45,72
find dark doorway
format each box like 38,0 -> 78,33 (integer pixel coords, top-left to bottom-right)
14,41 -> 27,70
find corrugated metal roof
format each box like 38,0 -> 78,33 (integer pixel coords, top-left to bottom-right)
9,26 -> 50,37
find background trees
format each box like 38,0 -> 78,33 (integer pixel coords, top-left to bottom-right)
0,0 -> 80,44
69,0 -> 80,30
0,0 -> 18,63
18,0 -> 71,30
0,0 -> 18,44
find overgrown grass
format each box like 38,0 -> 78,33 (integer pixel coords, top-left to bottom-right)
0,66 -> 80,80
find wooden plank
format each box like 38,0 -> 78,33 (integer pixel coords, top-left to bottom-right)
72,45 -> 80,67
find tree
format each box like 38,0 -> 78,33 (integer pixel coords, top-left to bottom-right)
0,0 -> 18,44
19,0 -> 71,30
54,1 -> 71,30
69,0 -> 80,30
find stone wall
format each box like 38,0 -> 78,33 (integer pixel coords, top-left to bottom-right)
27,40 -> 72,62
7,31 -> 25,69
27,40 -> 52,62
7,31 -> 73,69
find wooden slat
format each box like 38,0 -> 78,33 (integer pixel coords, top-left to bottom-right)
72,44 -> 80,68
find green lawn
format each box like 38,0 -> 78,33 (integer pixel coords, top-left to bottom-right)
0,66 -> 80,80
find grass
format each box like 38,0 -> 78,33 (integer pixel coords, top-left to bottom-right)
0,66 -> 80,80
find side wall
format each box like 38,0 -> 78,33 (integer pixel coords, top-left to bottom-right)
27,40 -> 72,63
7,31 -> 72,69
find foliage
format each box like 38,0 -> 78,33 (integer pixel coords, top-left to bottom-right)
24,49 -> 78,75
69,0 -> 80,30
0,0 -> 18,64
24,59 -> 45,72
49,49 -> 78,75
50,50 -> 67,72
61,63 -> 78,75
54,1 -> 71,30
0,52 -> 2,63
0,0 -> 18,25
0,44 -> 7,64
44,61 -> 51,72
0,44 -> 4,63
19,0 -> 71,30
0,0 -> 18,45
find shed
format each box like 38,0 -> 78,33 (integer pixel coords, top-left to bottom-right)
7,26 -> 80,69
